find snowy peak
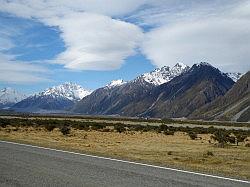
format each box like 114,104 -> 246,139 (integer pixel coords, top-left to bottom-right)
37,82 -> 92,101
140,63 -> 190,85
0,87 -> 27,106
226,72 -> 242,82
106,79 -> 127,88
195,62 -> 213,67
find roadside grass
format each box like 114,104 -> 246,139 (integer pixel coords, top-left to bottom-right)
0,124 -> 250,180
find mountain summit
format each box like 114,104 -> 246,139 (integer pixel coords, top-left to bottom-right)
12,83 -> 91,113
38,82 -> 92,101
105,79 -> 127,88
139,63 -> 190,85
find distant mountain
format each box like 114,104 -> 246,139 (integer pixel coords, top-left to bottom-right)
72,63 -> 190,115
226,72 -> 242,82
191,71 -> 250,122
39,82 -> 91,101
12,82 -> 91,113
139,62 -> 235,118
0,88 -> 27,109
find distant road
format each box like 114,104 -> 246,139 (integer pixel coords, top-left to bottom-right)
0,141 -> 249,187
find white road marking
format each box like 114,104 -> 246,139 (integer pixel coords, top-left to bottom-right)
0,140 -> 249,184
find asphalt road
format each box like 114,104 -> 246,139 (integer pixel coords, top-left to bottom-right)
0,141 -> 249,187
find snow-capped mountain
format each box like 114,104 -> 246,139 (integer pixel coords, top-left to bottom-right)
106,79 -> 127,88
38,82 -> 92,101
12,83 -> 91,113
226,72 -> 242,82
0,88 -> 27,108
139,63 -> 190,85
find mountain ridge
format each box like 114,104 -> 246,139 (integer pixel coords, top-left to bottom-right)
0,88 -> 27,109
11,82 -> 91,113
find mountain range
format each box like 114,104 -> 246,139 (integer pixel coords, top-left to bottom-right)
11,82 -> 92,113
72,62 -> 237,119
72,63 -> 190,115
1,62 -> 248,121
0,88 -> 27,109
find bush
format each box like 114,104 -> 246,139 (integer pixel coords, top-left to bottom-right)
44,124 -> 56,132
167,151 -> 172,155
76,124 -> 89,131
211,130 -> 231,147
60,126 -> 71,135
235,134 -> 247,146
204,151 -> 214,157
0,122 -> 7,128
227,136 -> 236,144
245,143 -> 250,147
91,124 -> 105,131
188,132 -> 197,140
163,130 -> 175,135
114,125 -> 126,133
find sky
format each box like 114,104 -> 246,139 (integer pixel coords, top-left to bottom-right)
0,0 -> 250,94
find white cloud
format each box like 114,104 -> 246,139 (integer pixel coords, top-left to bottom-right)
1,0 -> 250,73
47,13 -> 143,70
141,0 -> 250,72
0,0 -> 147,18
0,54 -> 50,84
0,0 -> 145,70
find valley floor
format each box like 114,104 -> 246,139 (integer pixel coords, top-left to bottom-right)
0,125 -> 249,180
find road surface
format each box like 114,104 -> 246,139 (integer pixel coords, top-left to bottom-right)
0,141 -> 249,187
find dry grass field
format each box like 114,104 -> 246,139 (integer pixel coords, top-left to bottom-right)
0,125 -> 250,180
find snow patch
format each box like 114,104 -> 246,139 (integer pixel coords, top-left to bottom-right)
0,87 -> 27,105
36,82 -> 92,101
140,63 -> 190,85
106,79 -> 127,88
226,72 -> 242,82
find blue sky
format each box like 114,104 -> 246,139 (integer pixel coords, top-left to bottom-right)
0,0 -> 250,94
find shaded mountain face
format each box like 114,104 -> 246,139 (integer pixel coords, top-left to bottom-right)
190,71 -> 250,122
0,88 -> 27,109
72,78 -> 155,116
140,62 -> 235,118
72,63 -> 189,115
12,83 -> 91,113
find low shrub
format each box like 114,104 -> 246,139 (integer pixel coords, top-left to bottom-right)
211,130 -> 230,148
188,132 -> 197,140
245,143 -> 250,147
44,124 -> 56,132
114,124 -> 126,133
235,134 -> 247,146
91,124 -> 105,131
205,151 -> 214,156
163,130 -> 175,135
60,125 -> 71,135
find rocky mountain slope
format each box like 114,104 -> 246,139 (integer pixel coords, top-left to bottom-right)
73,62 -> 235,118
0,88 -> 27,109
139,62 -> 235,118
72,63 -> 192,115
191,71 -> 250,122
12,82 -> 91,113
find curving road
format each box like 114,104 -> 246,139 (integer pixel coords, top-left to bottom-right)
0,141 -> 249,187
